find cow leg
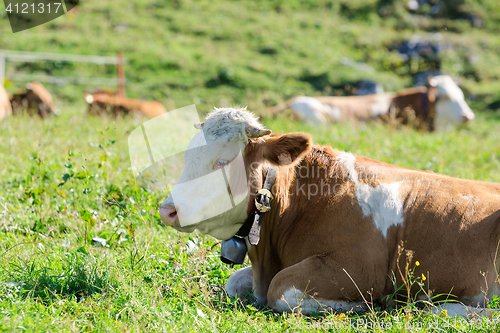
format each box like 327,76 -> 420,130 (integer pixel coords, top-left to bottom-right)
225,266 -> 253,299
267,255 -> 369,315
38,104 -> 48,118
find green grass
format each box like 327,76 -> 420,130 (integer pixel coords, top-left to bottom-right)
1,0 -> 500,330
0,106 -> 500,331
1,0 -> 500,112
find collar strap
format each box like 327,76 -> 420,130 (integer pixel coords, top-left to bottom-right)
235,166 -> 276,245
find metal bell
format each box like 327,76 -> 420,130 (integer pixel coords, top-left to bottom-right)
220,236 -> 247,267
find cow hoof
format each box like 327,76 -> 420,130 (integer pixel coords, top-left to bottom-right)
225,266 -> 253,299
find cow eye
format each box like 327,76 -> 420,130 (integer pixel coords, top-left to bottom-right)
214,160 -> 228,169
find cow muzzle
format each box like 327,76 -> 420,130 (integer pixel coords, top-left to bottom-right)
159,202 -> 178,225
462,113 -> 475,123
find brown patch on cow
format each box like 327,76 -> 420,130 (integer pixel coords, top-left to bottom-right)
243,133 -> 312,216
139,101 -> 167,118
85,93 -> 166,118
90,88 -> 116,97
262,134 -> 312,166
240,134 -> 500,311
355,154 -> 436,176
380,86 -> 436,131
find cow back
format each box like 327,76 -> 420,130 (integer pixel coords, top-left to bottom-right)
315,94 -> 393,121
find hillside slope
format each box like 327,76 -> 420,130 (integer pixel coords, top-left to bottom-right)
1,0 -> 500,113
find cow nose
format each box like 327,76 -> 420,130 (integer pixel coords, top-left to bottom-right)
159,203 -> 178,225
462,114 -> 475,123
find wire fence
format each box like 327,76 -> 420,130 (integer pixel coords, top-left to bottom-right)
0,50 -> 127,87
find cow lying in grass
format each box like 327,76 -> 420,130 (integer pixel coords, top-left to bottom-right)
159,107 -> 500,316
0,85 -> 12,121
85,93 -> 166,118
10,82 -> 59,118
270,75 -> 475,131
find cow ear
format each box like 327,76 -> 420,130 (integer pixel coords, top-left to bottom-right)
262,133 -> 312,166
428,86 -> 438,103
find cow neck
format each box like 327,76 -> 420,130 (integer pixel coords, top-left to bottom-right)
421,89 -> 436,130
235,166 -> 277,245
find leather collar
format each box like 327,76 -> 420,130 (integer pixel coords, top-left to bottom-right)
235,166 -> 276,245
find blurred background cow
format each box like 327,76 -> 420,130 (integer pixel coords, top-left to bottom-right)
269,75 -> 474,131
9,82 -> 59,118
85,92 -> 166,118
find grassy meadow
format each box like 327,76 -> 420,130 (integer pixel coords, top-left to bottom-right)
0,108 -> 499,332
1,0 -> 500,331
1,0 -> 500,111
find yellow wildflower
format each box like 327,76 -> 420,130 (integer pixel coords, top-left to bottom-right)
441,309 -> 448,317
422,273 -> 426,281
337,313 -> 347,321
415,261 -> 420,266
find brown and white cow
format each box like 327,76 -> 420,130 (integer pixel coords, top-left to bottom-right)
270,75 -> 475,131
85,93 -> 166,118
159,107 -> 500,316
10,82 -> 59,118
0,85 -> 12,121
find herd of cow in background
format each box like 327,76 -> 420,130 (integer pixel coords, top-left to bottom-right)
0,82 -> 59,120
0,74 -> 476,132
0,83 -> 166,122
271,75 -> 475,131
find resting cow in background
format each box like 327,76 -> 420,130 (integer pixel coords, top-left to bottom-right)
85,93 -> 166,118
160,107 -> 500,316
89,88 -> 117,97
270,75 -> 475,131
0,85 -> 12,121
10,82 -> 59,118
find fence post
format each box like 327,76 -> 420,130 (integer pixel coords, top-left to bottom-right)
117,51 -> 125,98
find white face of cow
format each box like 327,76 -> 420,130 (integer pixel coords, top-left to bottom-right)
159,108 -> 271,240
159,107 -> 312,240
433,75 -> 475,130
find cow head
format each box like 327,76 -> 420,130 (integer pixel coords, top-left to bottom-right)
159,107 -> 311,240
430,75 -> 475,130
